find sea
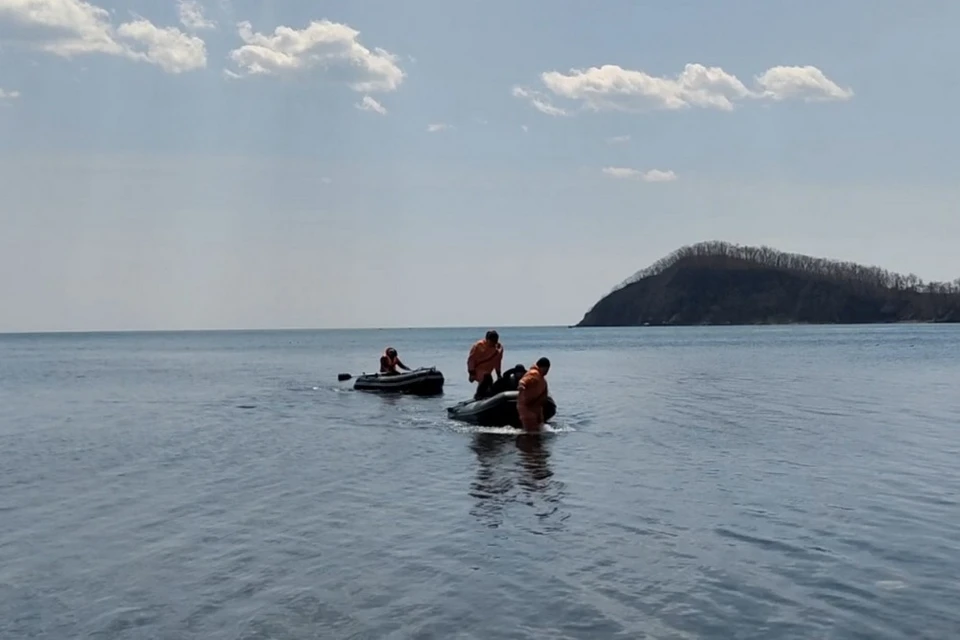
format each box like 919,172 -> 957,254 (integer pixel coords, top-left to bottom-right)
1,325 -> 958,639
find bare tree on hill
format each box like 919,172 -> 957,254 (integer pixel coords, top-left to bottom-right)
610,241 -> 960,298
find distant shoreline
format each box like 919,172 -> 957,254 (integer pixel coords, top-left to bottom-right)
569,319 -> 949,328
4,322 -> 958,338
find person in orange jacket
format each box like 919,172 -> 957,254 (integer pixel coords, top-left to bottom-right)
517,357 -> 551,431
380,347 -> 410,375
467,330 -> 504,399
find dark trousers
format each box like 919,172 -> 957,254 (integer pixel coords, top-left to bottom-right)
474,373 -> 495,400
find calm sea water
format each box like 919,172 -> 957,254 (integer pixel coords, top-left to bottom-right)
1,325 -> 959,639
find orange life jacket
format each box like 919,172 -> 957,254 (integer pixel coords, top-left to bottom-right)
380,351 -> 399,373
467,339 -> 503,380
517,364 -> 547,408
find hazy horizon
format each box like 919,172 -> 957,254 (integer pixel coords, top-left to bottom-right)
2,238 -> 957,332
0,323 -> 574,335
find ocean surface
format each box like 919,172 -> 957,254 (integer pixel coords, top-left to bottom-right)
1,325 -> 959,639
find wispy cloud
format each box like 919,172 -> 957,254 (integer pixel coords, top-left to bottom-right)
602,167 -> 678,182
356,95 -> 387,115
511,86 -> 568,116
427,123 -> 451,133
639,169 -> 678,182
178,0 -> 216,31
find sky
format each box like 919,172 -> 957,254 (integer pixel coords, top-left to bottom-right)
1,0 -> 958,332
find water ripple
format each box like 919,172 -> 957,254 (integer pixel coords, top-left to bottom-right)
1,326 -> 959,638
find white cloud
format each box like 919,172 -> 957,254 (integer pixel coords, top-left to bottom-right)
639,169 -> 678,182
0,0 -> 207,73
515,63 -> 852,115
321,177 -> 332,184
602,167 -> 677,182
356,95 -> 386,115
0,88 -> 20,101
602,167 -> 642,179
754,65 -> 854,102
549,63 -> 752,112
116,20 -> 207,74
521,124 -> 529,133
511,86 -> 567,117
227,19 -> 404,93
0,0 -> 120,56
427,123 -> 451,133
606,134 -> 630,144
178,0 -> 215,31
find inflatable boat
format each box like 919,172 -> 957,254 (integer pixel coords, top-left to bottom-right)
446,390 -> 557,428
353,367 -> 445,396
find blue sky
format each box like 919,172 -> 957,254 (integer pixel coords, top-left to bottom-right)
1,0 -> 958,331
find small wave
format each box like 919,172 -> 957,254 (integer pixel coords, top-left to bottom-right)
876,580 -> 908,590
472,426 -> 525,435
451,423 -> 575,435
287,384 -> 352,394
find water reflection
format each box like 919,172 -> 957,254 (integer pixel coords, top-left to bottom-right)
468,432 -> 567,532
468,433 -> 514,528
515,433 -> 553,485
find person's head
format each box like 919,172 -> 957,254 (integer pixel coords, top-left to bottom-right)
485,329 -> 499,346
536,357 -> 551,375
386,347 -> 397,358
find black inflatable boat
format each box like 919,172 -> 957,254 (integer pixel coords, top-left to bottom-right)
447,390 -> 557,428
353,367 -> 445,396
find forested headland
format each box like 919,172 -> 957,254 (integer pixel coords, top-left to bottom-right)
577,241 -> 960,327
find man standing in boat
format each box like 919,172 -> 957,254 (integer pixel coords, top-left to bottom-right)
380,347 -> 410,375
517,357 -> 550,431
467,330 -> 504,399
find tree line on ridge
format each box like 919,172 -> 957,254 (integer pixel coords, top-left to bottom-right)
611,241 -> 960,299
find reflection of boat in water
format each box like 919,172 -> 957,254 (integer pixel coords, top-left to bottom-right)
469,433 -> 515,529
468,432 -> 563,531
352,367 -> 445,396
